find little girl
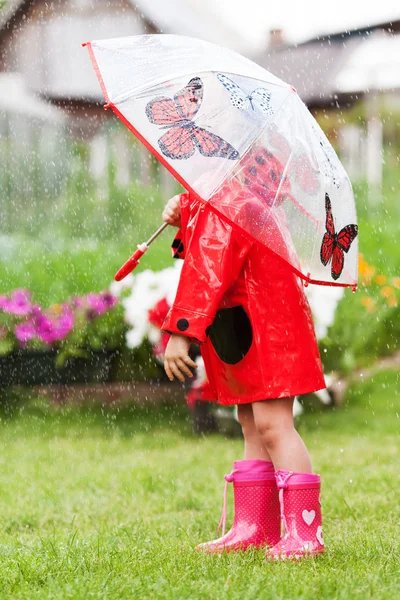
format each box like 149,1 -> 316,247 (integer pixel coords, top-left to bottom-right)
161,164 -> 326,559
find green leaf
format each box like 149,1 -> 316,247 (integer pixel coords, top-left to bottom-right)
0,338 -> 15,356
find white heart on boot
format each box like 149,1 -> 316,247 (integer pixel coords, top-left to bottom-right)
316,525 -> 324,546
302,509 -> 316,526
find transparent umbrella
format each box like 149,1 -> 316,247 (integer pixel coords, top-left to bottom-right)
84,34 -> 358,288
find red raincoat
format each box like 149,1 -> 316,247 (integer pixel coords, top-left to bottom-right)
162,158 -> 325,405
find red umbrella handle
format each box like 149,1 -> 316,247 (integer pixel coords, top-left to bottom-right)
114,243 -> 148,281
114,223 -> 169,281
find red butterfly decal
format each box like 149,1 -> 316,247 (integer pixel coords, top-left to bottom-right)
320,193 -> 358,280
145,77 -> 239,161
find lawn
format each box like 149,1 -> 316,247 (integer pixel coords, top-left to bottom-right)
0,370 -> 398,599
0,232 -> 172,305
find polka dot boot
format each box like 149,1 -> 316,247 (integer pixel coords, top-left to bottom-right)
266,470 -> 325,561
197,459 -> 281,553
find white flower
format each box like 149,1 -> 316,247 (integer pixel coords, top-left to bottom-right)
114,262 -> 183,348
148,325 -> 162,345
126,326 -> 147,349
109,273 -> 134,297
191,356 -> 207,388
305,285 -> 344,340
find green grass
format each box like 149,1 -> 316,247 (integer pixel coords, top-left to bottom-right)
0,234 -> 173,305
0,371 -> 398,599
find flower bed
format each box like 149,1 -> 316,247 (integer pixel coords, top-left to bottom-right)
320,253 -> 400,374
2,250 -> 398,391
0,288 -> 127,385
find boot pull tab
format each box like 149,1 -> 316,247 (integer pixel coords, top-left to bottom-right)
216,470 -> 236,537
275,471 -> 294,536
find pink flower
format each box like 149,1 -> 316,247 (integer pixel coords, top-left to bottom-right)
15,321 -> 36,344
85,291 -> 117,317
100,291 -> 118,309
36,314 -> 57,344
31,304 -> 43,318
55,306 -> 75,340
35,305 -> 75,344
1,289 -> 32,316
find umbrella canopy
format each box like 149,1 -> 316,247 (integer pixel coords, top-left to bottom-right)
85,34 -> 358,288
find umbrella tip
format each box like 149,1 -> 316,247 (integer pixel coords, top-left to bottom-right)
291,85 -> 297,93
82,41 -> 88,47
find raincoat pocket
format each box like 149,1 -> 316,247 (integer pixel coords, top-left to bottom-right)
206,305 -> 252,365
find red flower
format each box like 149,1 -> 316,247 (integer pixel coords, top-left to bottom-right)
148,297 -> 170,329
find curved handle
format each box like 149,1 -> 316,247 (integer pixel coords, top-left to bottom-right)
114,244 -> 148,281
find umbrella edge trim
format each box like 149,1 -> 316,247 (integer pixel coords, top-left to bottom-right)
85,42 -> 111,105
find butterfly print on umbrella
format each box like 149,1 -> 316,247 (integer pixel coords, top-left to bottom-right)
145,77 -> 239,160
320,193 -> 358,280
217,73 -> 274,115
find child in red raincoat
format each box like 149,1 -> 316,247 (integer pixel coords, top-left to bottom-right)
161,150 -> 326,559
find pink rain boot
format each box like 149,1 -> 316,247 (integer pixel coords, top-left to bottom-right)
197,460 -> 281,553
266,470 -> 325,560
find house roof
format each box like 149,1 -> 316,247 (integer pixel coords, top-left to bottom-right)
0,0 -> 248,102
258,20 -> 400,107
130,0 -> 246,52
0,0 -> 246,51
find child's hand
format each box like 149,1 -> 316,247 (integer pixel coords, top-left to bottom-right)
162,195 -> 182,228
164,334 -> 197,382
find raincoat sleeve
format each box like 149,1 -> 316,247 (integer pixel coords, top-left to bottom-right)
162,195 -> 253,343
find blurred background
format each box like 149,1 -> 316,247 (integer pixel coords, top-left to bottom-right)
0,3 -> 399,597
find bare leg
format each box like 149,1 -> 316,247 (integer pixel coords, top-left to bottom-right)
237,404 -> 271,461
252,398 -> 312,472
